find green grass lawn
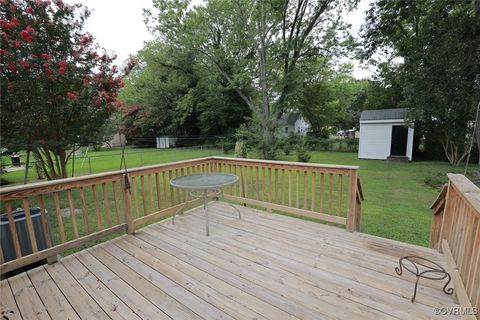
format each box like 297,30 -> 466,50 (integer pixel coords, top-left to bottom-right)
2,146 -> 225,185
1,147 -> 467,248
277,152 -> 468,247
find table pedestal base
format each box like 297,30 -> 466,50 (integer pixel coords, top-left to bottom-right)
172,189 -> 241,236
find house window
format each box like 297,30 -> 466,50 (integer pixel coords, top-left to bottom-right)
285,127 -> 288,133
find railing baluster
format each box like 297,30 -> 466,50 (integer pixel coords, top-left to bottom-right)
281,169 -> 286,206
22,198 -> 38,252
274,168 -> 278,204
320,172 -> 324,213
155,173 -> 162,210
140,175 -> 147,216
338,174 -> 343,216
168,170 -> 174,205
101,183 -> 112,227
288,170 -> 292,207
91,185 -> 104,231
180,168 -> 185,203
122,174 -> 134,234
268,167 -> 272,203
311,171 -> 316,211
232,164 -> 237,196
78,187 -> 90,233
37,195 -> 52,248
5,201 -> 22,258
148,174 -> 154,210
162,171 -> 168,208
296,170 -> 300,208
466,222 -> 479,296
243,166 -> 248,199
52,192 -> 66,243
303,171 -> 307,210
239,165 -> 244,198
261,167 -> 266,201
112,181 -> 121,224
255,166 -> 260,200
66,190 -> 79,238
329,173 -> 333,215
249,166 -> 253,196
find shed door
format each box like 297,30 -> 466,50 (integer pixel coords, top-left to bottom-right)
390,125 -> 408,156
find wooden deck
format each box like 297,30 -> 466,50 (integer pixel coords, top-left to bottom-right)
1,202 -> 462,320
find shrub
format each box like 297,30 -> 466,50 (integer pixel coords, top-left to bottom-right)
235,115 -> 280,160
234,141 -> 248,158
296,138 -> 311,162
297,147 -> 311,162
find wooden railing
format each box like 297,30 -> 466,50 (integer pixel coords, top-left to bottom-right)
0,156 -> 362,274
430,174 -> 480,315
211,157 -> 363,232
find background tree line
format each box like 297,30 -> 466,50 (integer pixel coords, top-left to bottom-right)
120,0 -> 479,164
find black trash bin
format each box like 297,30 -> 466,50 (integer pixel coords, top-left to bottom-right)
10,154 -> 20,166
0,207 -> 53,263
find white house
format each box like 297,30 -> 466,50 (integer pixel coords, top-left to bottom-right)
358,108 -> 414,161
279,112 -> 311,136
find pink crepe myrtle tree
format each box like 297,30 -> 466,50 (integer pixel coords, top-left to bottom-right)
0,0 -> 135,179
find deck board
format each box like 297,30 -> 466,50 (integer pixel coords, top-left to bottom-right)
1,202 -> 462,320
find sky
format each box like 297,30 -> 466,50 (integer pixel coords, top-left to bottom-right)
71,0 -> 374,79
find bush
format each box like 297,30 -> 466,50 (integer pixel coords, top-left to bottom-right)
92,145 -> 103,152
279,133 -> 302,156
297,147 -> 311,162
234,141 -> 248,158
235,116 -> 280,160
296,138 -> 311,162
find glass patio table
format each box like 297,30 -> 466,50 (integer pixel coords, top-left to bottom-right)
170,173 -> 241,236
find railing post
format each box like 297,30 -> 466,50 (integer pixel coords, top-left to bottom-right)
346,169 -> 358,232
436,180 -> 453,252
122,173 -> 135,234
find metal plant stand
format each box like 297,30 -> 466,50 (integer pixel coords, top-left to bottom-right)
395,255 -> 454,303
170,173 -> 241,236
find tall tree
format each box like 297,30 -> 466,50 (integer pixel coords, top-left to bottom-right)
361,0 -> 480,165
144,0 -> 356,158
0,0 -> 134,179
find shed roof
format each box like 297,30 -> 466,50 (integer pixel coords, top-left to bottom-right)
360,108 -> 408,121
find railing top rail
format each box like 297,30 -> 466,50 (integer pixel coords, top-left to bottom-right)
211,156 -> 359,171
0,156 -> 213,197
447,173 -> 480,218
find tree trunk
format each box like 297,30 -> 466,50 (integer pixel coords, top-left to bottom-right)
34,146 -> 69,180
442,139 -> 468,166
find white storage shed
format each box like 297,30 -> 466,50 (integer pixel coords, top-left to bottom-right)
156,136 -> 177,149
358,108 -> 414,161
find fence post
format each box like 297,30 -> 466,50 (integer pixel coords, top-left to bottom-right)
122,174 -> 135,234
346,169 -> 359,232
